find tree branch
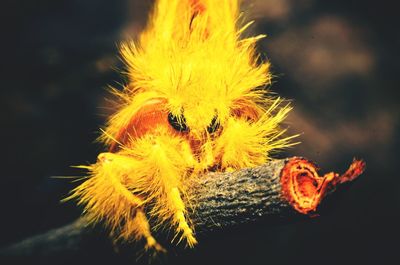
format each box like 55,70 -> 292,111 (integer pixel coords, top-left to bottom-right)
0,157 -> 365,259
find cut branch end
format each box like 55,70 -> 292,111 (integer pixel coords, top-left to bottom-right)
280,157 -> 366,215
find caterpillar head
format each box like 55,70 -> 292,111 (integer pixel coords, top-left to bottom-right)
104,0 -> 296,170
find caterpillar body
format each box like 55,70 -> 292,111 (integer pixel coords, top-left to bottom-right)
66,0 -> 295,252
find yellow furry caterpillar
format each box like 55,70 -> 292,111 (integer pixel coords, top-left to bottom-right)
66,0 -> 295,252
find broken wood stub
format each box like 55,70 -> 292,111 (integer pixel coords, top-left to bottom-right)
190,157 -> 365,231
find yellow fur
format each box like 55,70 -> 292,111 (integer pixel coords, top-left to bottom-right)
66,0 -> 297,251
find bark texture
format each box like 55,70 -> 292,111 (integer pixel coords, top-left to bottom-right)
191,159 -> 291,230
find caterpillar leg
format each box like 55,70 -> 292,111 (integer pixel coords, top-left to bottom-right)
121,208 -> 166,252
66,152 -> 165,251
144,143 -> 198,247
169,187 -> 198,247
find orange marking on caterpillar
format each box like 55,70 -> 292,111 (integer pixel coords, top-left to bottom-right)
189,0 -> 209,37
110,98 -> 178,152
190,0 -> 206,14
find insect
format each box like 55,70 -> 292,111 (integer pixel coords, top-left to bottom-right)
66,0 -> 296,252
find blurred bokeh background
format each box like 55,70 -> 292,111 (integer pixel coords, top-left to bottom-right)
1,0 -> 398,264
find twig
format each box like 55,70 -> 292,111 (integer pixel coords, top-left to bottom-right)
0,157 -> 365,259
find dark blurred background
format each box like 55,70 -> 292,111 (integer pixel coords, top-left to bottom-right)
0,0 -> 399,264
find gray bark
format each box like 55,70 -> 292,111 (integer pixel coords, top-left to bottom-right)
0,158 -> 324,259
